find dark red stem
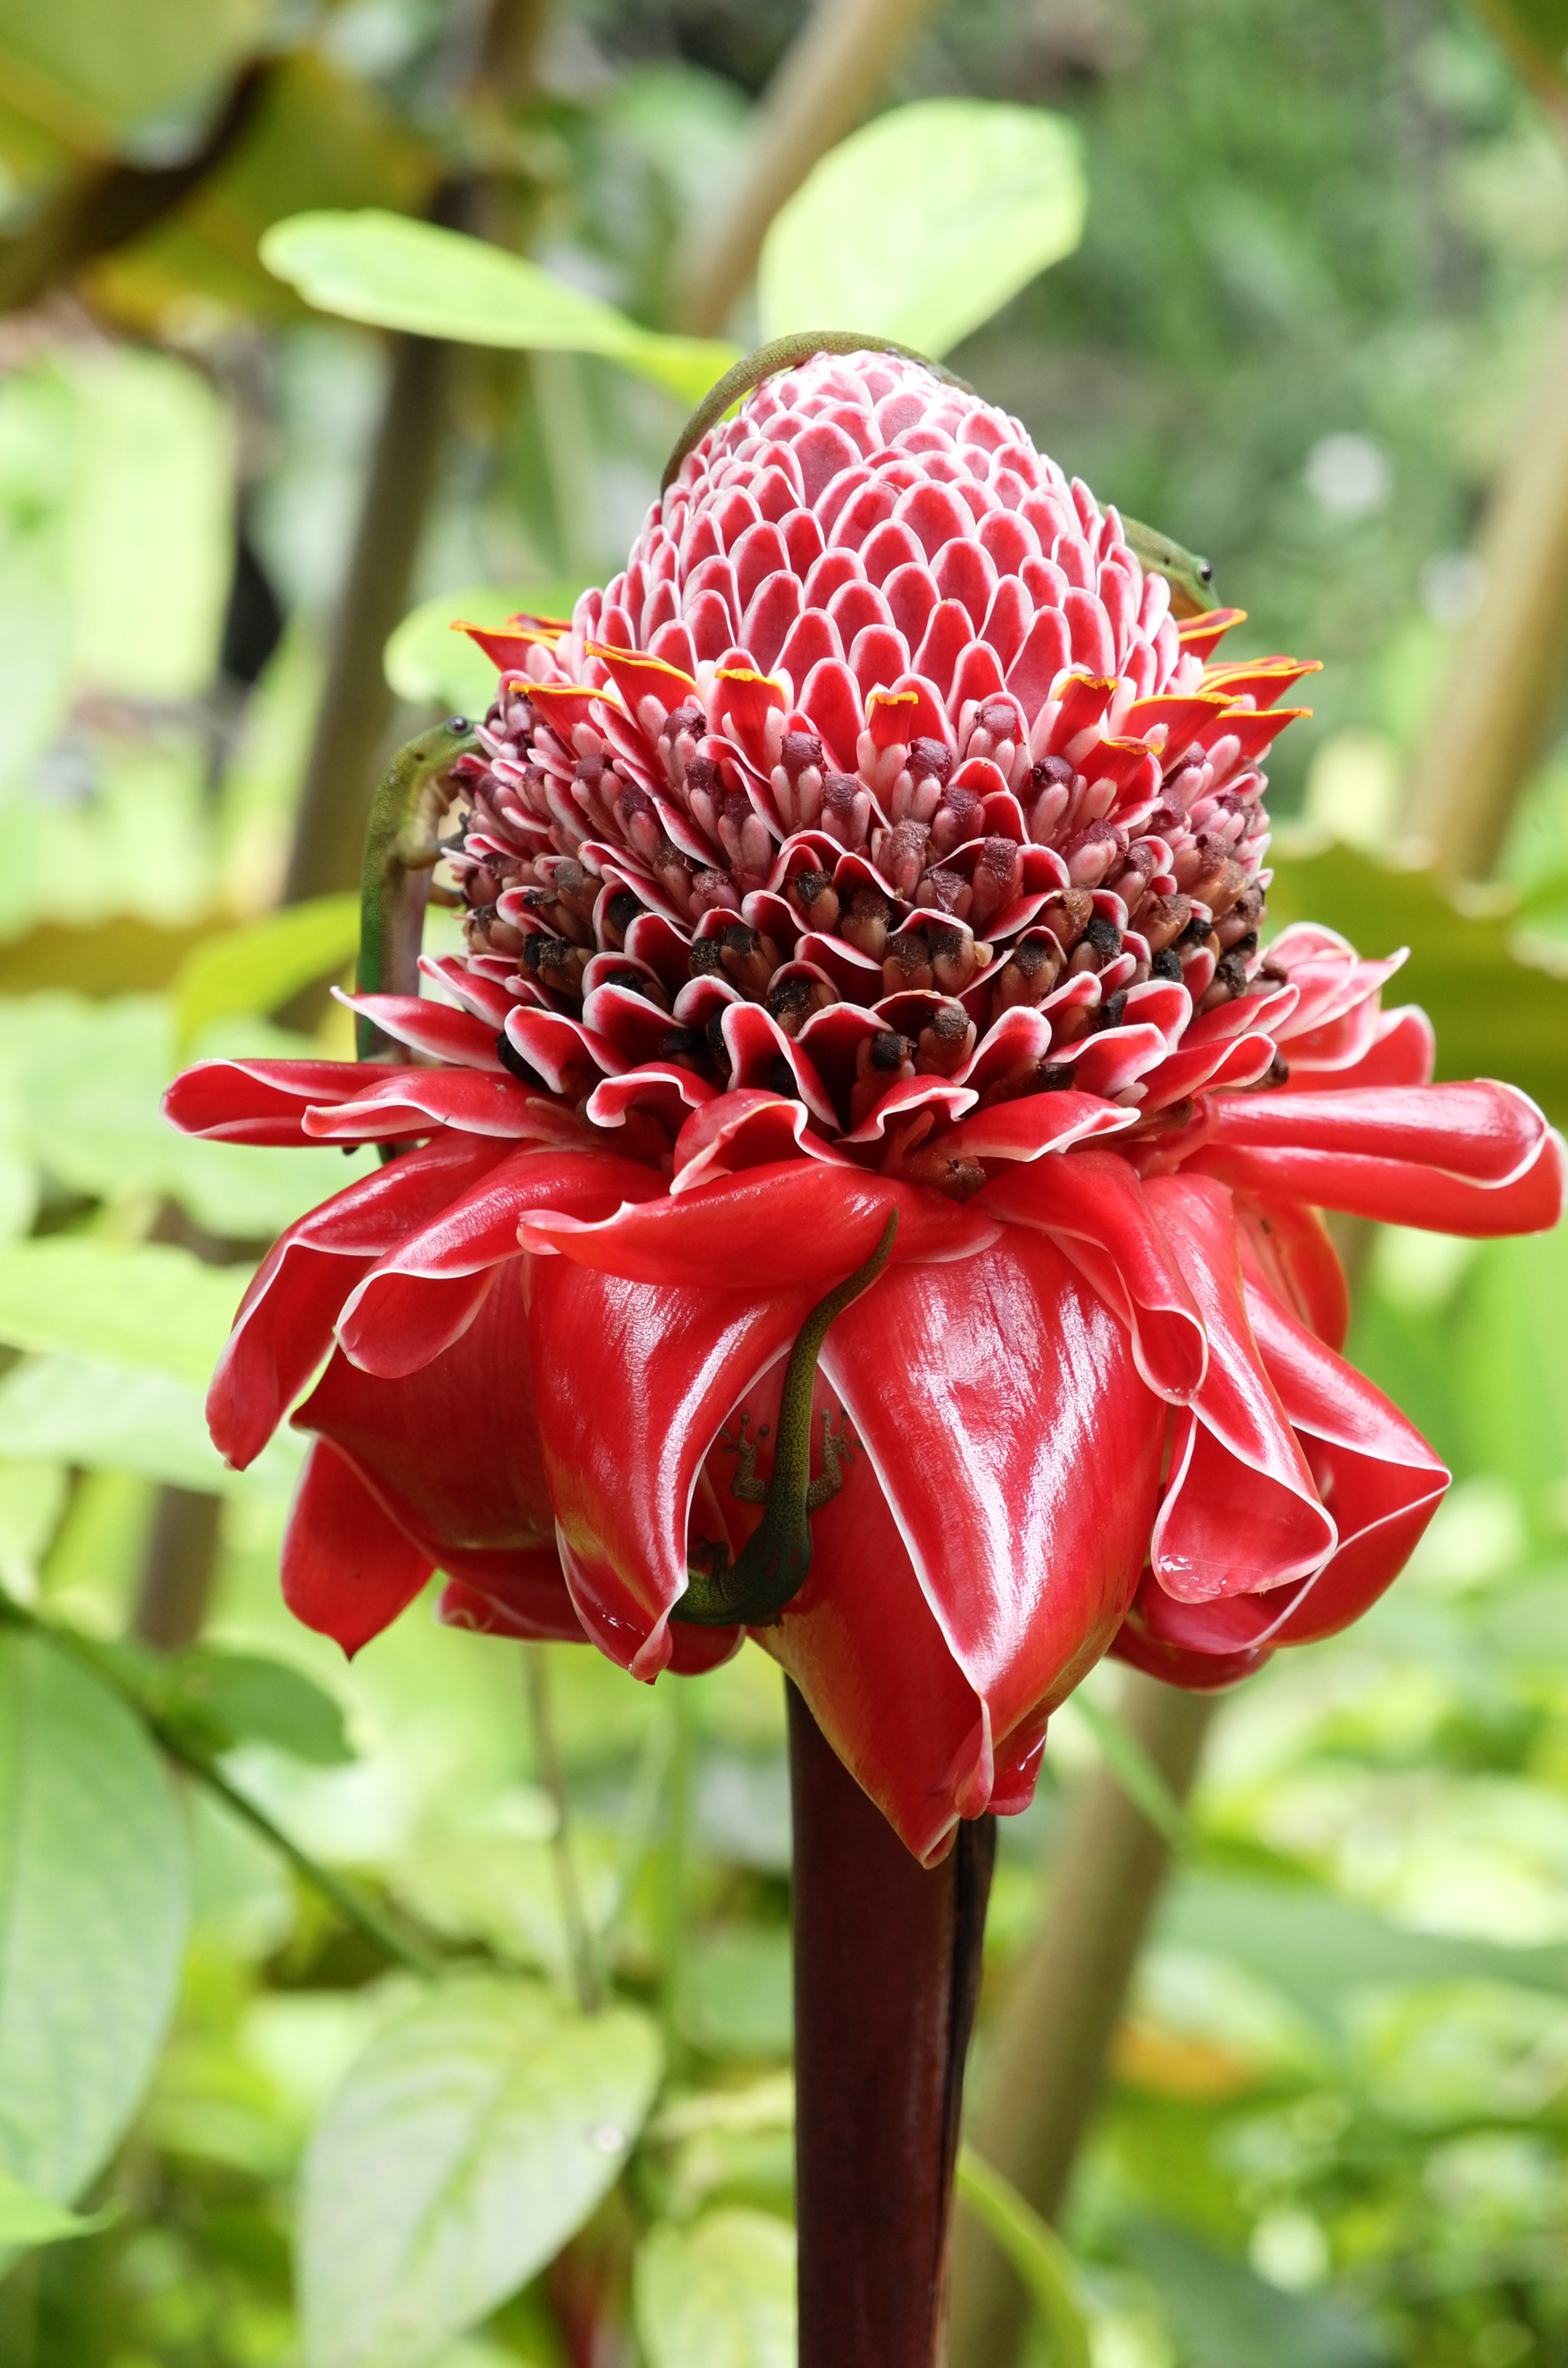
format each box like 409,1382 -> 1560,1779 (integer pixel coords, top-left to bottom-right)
789,1681 -> 995,2368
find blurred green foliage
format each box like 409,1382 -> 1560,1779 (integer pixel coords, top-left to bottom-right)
0,0 -> 1566,2365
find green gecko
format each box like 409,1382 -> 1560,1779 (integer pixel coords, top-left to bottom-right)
661,332 -> 973,493
1119,517 -> 1218,618
671,1213 -> 899,1628
658,334 -> 1218,619
356,715 -> 481,1062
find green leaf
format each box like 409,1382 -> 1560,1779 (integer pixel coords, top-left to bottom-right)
955,2149 -> 1093,2368
758,100 -> 1086,360
1072,1693 -> 1191,1851
0,0 -> 271,154
1121,2216 -> 1390,2368
261,211 -> 740,404
678,1927 -> 793,2059
1266,835 -> 1568,1125
1158,1872 -> 1568,2025
299,1974 -> 662,2368
0,2164 -> 117,2248
634,2209 -> 796,2368
385,583 -> 590,718
0,1355 -> 304,1497
0,1236 -> 246,1383
64,347 -> 234,702
173,895 -> 360,1053
168,1648 -> 351,1766
0,1633 -> 188,2219
0,989 -> 377,1240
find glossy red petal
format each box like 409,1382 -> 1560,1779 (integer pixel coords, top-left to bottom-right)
530,1258 -> 815,1676
300,1068 -> 570,1143
519,1159 -> 1001,1288
1193,1124 -> 1567,1236
939,1091 -> 1138,1166
1243,1277 -> 1448,1643
753,1365 -> 988,1866
1109,1570 -> 1276,1691
337,1147 -> 668,1380
1281,1003 -> 1434,1093
671,1090 -> 855,1192
164,1058 -> 368,1145
208,1136 -> 505,1467
1233,1194 -> 1350,1349
281,1441 -> 433,1657
436,1577 -> 590,1644
818,1225 -> 1163,1749
980,1150 -> 1207,1402
1142,1175 -> 1335,1599
1204,1079 -> 1548,1184
293,1267 -> 563,1614
336,993 -> 506,1070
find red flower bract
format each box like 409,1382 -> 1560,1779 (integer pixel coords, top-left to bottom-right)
167,348 -> 1566,1863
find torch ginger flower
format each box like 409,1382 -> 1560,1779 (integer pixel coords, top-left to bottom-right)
167,348 -> 1565,1864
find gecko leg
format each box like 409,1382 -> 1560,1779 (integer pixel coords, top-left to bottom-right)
671,1214 -> 897,1628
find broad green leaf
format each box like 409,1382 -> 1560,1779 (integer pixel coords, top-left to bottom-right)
1072,1694 -> 1191,1851
385,583 -> 590,718
634,2209 -> 795,2368
261,211 -> 740,404
0,1462 -> 66,1593
956,2149 -> 1093,2368
0,2163 -> 116,2247
87,51 -> 436,329
0,1237 -> 245,1383
0,1634 -> 188,2215
299,1974 -> 662,2368
1158,1873 -> 1568,2026
174,895 -> 360,1052
0,0 -> 271,153
0,1355 -> 304,1497
1266,835 -> 1568,1123
64,347 -> 234,702
0,989 -> 377,1241
759,101 -> 1086,360
1121,2216 -> 1390,2368
0,368 -> 75,792
679,1927 -> 793,2059
168,1649 -> 352,1766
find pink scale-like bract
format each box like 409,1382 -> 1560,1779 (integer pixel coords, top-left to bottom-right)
168,350 -> 1566,1863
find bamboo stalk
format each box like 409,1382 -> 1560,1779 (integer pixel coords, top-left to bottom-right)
946,1672 -> 1216,2368
675,0 -> 944,337
1403,276 -> 1568,878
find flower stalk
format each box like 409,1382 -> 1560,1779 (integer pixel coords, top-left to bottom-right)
789,1680 -> 994,2367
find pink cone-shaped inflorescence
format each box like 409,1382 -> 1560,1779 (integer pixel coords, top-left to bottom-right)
168,348 -> 1566,1863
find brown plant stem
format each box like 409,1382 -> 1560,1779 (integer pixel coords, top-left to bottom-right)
0,64 -> 269,316
130,1205 -> 238,1652
788,1680 -> 995,2368
1403,276 -> 1568,878
282,324 -> 454,913
523,1642 -> 602,2014
676,0 -> 944,337
946,1671 -> 1217,2368
131,1487 -> 224,1651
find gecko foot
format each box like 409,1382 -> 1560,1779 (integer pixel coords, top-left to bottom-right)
805,1407 -> 857,1514
718,1412 -> 770,1506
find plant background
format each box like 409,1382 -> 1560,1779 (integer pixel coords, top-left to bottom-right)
3,1 -> 1568,2364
